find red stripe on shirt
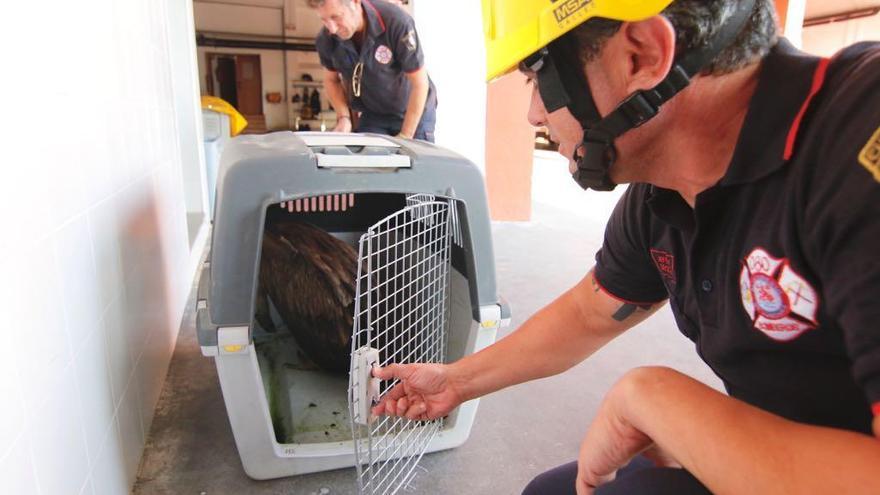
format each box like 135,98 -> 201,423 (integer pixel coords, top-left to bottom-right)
872,402 -> 880,417
363,0 -> 386,33
783,57 -> 830,161
593,275 -> 667,306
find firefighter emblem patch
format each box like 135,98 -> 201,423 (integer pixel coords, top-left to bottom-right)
375,44 -> 393,65
650,248 -> 675,283
739,247 -> 818,342
858,125 -> 880,183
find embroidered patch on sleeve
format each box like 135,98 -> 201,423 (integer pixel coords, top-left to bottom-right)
859,125 -> 880,182
403,30 -> 417,51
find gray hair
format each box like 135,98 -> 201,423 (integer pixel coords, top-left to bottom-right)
306,0 -> 354,7
567,0 -> 778,76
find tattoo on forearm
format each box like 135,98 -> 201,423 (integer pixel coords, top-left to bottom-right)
591,269 -> 653,321
611,303 -> 654,322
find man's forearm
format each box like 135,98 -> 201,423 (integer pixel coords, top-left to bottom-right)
324,72 -> 350,118
623,367 -> 880,494
400,69 -> 429,138
451,272 -> 658,402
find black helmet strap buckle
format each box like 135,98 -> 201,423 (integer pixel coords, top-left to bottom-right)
573,128 -> 618,191
533,0 -> 756,191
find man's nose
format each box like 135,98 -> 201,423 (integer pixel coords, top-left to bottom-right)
526,101 -> 546,127
325,20 -> 338,34
526,86 -> 546,127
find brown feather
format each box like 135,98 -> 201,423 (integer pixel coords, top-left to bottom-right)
256,221 -> 358,373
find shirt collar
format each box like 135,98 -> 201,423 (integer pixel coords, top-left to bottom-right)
646,185 -> 694,232
361,0 -> 387,38
719,38 -> 823,186
645,39 -> 824,230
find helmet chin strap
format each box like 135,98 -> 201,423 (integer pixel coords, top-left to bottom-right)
531,0 -> 756,191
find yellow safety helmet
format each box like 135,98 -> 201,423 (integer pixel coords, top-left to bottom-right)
482,0 -> 674,81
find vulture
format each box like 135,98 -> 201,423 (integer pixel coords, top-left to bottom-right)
255,220 -> 358,374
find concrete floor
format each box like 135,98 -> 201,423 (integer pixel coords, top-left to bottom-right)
134,154 -> 722,494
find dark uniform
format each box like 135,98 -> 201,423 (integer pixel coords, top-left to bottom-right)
525,40 -> 880,495
596,38 -> 880,434
315,0 -> 437,141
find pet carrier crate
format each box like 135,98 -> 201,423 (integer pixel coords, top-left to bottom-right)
201,108 -> 230,218
196,132 -> 510,487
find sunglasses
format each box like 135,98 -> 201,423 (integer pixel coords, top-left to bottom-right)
518,48 -> 549,74
352,61 -> 364,98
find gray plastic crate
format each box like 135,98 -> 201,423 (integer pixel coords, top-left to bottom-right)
196,132 -> 509,482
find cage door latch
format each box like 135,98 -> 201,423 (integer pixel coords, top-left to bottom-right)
352,347 -> 381,425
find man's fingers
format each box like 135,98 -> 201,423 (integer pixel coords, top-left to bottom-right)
578,469 -> 615,495
576,473 -> 598,495
369,363 -> 434,419
405,402 -> 427,421
372,363 -> 407,381
384,383 -> 407,403
370,382 -> 402,416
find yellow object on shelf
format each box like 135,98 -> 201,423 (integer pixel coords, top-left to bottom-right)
201,96 -> 248,136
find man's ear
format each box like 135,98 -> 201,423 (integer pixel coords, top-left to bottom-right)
618,16 -> 677,94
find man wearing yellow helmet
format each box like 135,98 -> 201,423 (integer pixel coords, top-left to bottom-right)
372,1 -> 880,493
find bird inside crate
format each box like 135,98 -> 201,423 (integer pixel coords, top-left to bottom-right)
252,193 -> 442,443
255,219 -> 357,374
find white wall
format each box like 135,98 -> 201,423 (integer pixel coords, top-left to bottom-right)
171,0 -> 211,223
0,0 -> 205,493
193,0 -> 325,39
802,13 -> 880,56
195,0 -> 283,36
413,0 -> 488,171
780,0 -> 807,47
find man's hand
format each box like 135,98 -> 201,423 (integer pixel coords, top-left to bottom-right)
575,366 -> 880,494
370,363 -> 464,421
333,115 -> 352,133
576,369 -> 678,495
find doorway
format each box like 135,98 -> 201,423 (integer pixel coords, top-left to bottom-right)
215,56 -> 238,106
206,53 -> 265,131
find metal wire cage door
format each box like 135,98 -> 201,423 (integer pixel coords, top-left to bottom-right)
348,200 -> 453,494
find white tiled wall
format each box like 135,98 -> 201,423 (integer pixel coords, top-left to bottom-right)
0,0 -> 205,493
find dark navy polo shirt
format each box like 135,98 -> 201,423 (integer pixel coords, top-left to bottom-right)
594,39 -> 880,434
315,0 -> 437,122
